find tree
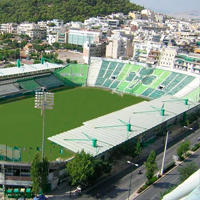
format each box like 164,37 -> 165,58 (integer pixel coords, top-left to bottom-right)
0,0 -> 143,24
66,58 -> 71,63
145,150 -> 157,181
52,42 -> 60,49
177,140 -> 190,161
30,153 -> 49,194
40,157 -> 49,193
66,150 -> 95,186
178,162 -> 198,182
31,153 -> 41,195
134,138 -> 142,158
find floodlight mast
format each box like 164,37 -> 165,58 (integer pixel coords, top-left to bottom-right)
35,87 -> 54,159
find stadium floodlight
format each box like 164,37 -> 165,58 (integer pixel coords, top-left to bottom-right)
35,87 -> 54,159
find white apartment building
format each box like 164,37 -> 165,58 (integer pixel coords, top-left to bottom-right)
133,41 -> 162,62
47,33 -> 57,45
17,23 -> 46,39
67,29 -> 102,46
47,19 -> 64,27
159,47 -> 177,68
0,23 -> 17,34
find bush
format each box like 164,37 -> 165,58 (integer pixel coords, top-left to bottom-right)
177,141 -> 190,161
137,184 -> 148,193
191,143 -> 200,152
178,162 -> 198,182
146,176 -> 158,186
163,162 -> 175,174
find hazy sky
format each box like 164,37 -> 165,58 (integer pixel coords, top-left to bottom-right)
131,0 -> 200,13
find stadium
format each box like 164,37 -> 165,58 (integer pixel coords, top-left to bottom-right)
0,57 -> 199,190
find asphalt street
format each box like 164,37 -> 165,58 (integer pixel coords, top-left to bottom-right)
78,128 -> 200,200
135,147 -> 200,200
47,127 -> 200,200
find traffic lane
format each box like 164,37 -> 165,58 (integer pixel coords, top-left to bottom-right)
135,150 -> 200,200
79,130 -> 200,200
80,166 -> 146,200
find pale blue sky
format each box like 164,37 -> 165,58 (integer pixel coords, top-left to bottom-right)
131,0 -> 200,13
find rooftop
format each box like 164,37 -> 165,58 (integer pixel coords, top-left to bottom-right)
48,95 -> 199,157
0,62 -> 64,77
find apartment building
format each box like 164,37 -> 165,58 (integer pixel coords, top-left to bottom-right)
159,47 -> 177,68
17,23 -> 46,39
67,29 -> 102,46
0,23 -> 17,34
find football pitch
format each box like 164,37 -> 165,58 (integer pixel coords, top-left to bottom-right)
0,87 -> 145,162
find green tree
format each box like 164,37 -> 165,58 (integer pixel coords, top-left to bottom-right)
134,138 -> 142,158
177,140 -> 190,161
52,42 -> 60,49
0,0 -> 143,23
66,150 -> 95,186
145,150 -> 157,181
66,58 -> 71,63
178,162 -> 198,182
30,153 -> 41,195
40,157 -> 49,193
30,153 -> 49,194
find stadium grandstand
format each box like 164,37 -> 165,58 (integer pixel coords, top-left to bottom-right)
48,95 -> 200,157
0,61 -> 66,99
54,63 -> 88,86
87,58 -> 200,102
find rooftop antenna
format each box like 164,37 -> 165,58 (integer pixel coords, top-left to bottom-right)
64,132 -> 113,155
95,117 -> 146,140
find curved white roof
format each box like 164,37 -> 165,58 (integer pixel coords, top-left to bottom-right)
163,169 -> 200,200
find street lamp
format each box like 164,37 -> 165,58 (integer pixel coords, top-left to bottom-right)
183,126 -> 193,131
160,131 -> 169,176
127,161 -> 139,167
35,87 -> 54,159
127,161 -> 139,200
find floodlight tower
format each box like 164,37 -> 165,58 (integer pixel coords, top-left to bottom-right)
35,87 -> 54,159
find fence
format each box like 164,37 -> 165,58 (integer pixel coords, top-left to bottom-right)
0,145 -> 21,162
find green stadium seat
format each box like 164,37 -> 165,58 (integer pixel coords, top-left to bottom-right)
169,76 -> 195,95
126,72 -> 136,82
95,78 -> 105,86
110,80 -> 120,89
142,88 -> 154,97
149,90 -> 165,99
94,60 -> 196,99
103,79 -> 113,88
54,64 -> 88,86
142,76 -> 156,85
161,72 -> 177,86
35,75 -> 64,89
19,79 -> 40,91
139,68 -> 154,76
113,63 -> 124,76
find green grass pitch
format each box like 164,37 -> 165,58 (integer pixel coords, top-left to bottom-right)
0,87 -> 145,162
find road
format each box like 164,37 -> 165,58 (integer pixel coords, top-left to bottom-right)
135,148 -> 200,200
47,128 -> 200,200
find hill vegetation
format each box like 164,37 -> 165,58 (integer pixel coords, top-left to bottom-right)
0,0 -> 143,23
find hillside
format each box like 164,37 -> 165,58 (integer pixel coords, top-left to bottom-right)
0,0 -> 143,23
